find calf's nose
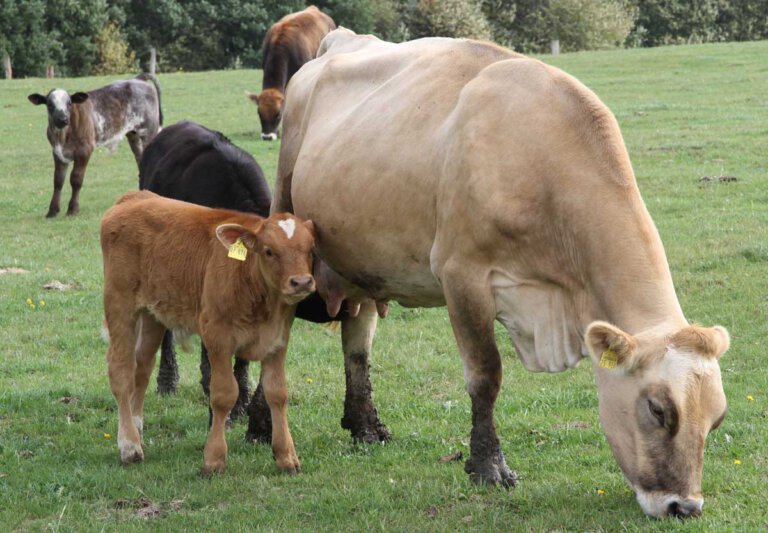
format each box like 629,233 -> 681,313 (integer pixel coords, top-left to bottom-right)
261,132 -> 277,141
667,498 -> 703,518
289,275 -> 315,293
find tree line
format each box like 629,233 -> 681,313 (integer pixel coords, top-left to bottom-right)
2,0 -> 767,78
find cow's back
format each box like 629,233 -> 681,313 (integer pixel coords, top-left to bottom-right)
140,121 -> 271,214
263,6 -> 336,77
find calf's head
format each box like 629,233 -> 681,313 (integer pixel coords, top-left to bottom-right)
245,89 -> 284,140
28,89 -> 89,129
216,214 -> 316,304
586,321 -> 729,518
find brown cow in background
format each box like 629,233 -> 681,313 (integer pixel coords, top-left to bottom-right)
246,5 -> 335,140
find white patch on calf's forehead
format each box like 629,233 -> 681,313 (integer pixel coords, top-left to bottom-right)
278,219 -> 296,239
49,89 -> 69,110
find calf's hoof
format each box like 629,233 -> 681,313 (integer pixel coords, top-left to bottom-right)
119,441 -> 144,464
275,453 -> 301,474
351,422 -> 391,444
201,461 -> 226,478
66,208 -> 79,216
465,453 -> 517,488
45,209 -> 59,218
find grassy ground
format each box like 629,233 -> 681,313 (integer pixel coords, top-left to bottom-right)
1,40 -> 766,531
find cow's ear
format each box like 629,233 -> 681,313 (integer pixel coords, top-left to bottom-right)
585,321 -> 637,370
303,220 -> 317,240
215,222 -> 261,250
671,325 -> 730,359
28,94 -> 47,105
71,92 -> 89,104
244,90 -> 259,105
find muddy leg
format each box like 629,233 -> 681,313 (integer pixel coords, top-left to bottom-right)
245,373 -> 272,443
127,132 -> 144,165
66,154 -> 89,216
443,265 -> 516,488
230,357 -> 251,421
106,312 -> 143,464
156,330 -> 179,395
201,344 -> 237,476
262,348 -> 300,473
47,158 -> 68,218
131,315 -> 165,439
341,300 -> 390,443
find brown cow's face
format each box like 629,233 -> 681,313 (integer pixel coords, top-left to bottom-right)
586,321 -> 729,518
247,88 -> 284,140
28,89 -> 89,129
216,214 -> 316,305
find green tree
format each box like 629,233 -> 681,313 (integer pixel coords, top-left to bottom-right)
0,0 -> 55,77
94,21 -> 137,75
407,0 -> 492,40
44,0 -> 109,76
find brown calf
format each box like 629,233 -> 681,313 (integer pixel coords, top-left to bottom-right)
246,6 -> 335,140
29,74 -> 162,217
100,190 -> 315,475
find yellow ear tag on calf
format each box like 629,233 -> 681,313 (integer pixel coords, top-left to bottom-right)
228,238 -> 247,261
599,349 -> 618,369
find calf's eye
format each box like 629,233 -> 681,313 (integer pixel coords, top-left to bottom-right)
264,248 -> 274,257
648,399 -> 665,426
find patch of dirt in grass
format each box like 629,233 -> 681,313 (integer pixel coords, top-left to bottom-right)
43,280 -> 81,291
112,496 -> 184,519
0,267 -> 29,275
553,421 -> 592,430
437,451 -> 463,464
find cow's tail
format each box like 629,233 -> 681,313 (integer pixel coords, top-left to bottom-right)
137,72 -> 164,126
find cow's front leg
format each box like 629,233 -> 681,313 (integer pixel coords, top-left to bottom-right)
262,347 -> 300,473
47,157 -> 69,218
201,345 -> 250,426
66,154 -> 90,216
202,345 -> 238,476
443,264 -> 517,488
341,300 -> 390,443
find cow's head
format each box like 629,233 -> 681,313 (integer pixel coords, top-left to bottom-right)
586,321 -> 729,518
28,89 -> 89,129
216,214 -> 316,304
245,89 -> 284,140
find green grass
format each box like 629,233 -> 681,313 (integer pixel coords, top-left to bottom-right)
1,41 -> 767,531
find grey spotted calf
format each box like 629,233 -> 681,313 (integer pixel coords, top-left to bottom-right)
28,73 -> 163,217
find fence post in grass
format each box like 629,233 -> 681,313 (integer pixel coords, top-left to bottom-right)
3,54 -> 11,79
149,47 -> 157,75
550,40 -> 560,55
46,65 -> 54,78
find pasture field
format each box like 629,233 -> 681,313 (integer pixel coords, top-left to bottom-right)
1,40 -> 766,531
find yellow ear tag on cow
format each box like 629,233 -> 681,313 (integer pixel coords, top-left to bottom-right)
228,238 -> 247,261
599,349 -> 618,369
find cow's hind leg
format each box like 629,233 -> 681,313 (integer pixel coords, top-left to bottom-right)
126,132 -> 145,166
156,330 -> 179,395
442,264 -> 517,488
131,314 -> 165,437
66,154 -> 89,216
341,300 -> 390,443
245,374 -> 272,443
106,311 -> 143,464
262,347 -> 300,473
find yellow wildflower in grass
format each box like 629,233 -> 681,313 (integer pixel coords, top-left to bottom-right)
25,298 -> 33,305
596,489 -> 605,496
39,300 -> 46,307
733,459 -> 741,465
306,378 -> 313,384
104,433 -> 112,439
30,303 -> 36,309
747,395 -> 754,401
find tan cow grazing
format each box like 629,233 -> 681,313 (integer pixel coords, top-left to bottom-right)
100,190 -> 316,475
274,29 -> 731,518
245,5 -> 335,140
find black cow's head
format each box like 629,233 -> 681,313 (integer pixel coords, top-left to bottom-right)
28,89 -> 89,129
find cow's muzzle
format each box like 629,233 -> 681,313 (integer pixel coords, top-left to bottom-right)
53,117 -> 69,129
667,499 -> 703,518
285,275 -> 315,302
261,132 -> 278,141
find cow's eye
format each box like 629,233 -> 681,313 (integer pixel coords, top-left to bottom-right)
264,248 -> 274,257
648,399 -> 665,426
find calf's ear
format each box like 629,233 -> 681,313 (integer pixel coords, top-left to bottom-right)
244,90 -> 259,104
71,92 -> 89,104
28,94 -> 47,105
215,223 -> 261,250
303,220 -> 317,240
585,321 -> 638,370
671,325 -> 730,359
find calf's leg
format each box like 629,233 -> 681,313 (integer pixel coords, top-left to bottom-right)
131,314 -> 165,437
341,300 -> 390,443
156,330 -> 179,395
262,348 -> 300,473
201,344 -> 251,425
106,313 -> 143,464
66,154 -> 90,216
442,263 -> 516,488
47,158 -> 68,218
201,344 -> 238,476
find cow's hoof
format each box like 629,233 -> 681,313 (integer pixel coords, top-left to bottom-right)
465,454 -> 517,488
119,441 -> 144,464
45,210 -> 59,218
351,423 -> 391,444
201,462 -> 226,477
156,382 -> 177,396
276,456 -> 301,475
66,207 -> 79,216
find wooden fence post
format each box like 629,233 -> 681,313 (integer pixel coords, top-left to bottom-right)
550,40 -> 560,55
149,47 -> 157,75
3,54 -> 11,80
46,65 -> 55,78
